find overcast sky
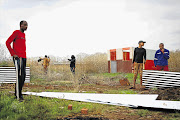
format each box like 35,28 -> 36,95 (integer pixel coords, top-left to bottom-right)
0,0 -> 180,57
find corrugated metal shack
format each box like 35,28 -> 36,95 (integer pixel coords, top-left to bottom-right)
107,47 -> 156,73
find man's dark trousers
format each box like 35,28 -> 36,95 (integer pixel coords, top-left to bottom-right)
13,58 -> 26,99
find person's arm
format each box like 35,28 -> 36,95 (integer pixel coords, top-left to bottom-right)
163,49 -> 170,60
154,51 -> 158,67
40,57 -> 44,60
144,49 -> 146,64
68,59 -> 71,61
48,58 -> 50,62
6,31 -> 17,57
132,48 -> 136,63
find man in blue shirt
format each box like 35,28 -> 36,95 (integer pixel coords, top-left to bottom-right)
154,43 -> 170,71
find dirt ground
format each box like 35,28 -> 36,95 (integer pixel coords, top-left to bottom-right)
1,83 -> 180,101
151,87 -> 180,101
1,83 -> 180,120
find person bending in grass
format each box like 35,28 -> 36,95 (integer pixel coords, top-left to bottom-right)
39,55 -> 50,74
6,20 -> 28,101
131,40 -> 146,89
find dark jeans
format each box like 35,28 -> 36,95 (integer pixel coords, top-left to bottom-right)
70,67 -> 75,74
13,57 -> 26,98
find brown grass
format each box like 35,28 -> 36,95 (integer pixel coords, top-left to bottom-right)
79,53 -> 108,73
169,50 -> 180,72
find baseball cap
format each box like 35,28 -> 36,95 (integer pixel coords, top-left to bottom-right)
138,40 -> 146,44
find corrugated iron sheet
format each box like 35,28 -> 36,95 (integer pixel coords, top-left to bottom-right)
23,92 -> 180,110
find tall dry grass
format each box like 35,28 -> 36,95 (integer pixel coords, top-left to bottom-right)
28,53 -> 108,91
169,50 -> 180,72
79,53 -> 108,73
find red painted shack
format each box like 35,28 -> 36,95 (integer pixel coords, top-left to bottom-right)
108,47 -> 156,73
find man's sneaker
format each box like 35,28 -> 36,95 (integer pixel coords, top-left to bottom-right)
19,96 -> 24,102
129,87 -> 135,89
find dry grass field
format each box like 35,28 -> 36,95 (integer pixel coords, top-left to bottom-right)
169,50 -> 180,72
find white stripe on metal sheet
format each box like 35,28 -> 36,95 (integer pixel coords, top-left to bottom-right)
143,74 -> 180,79
142,84 -> 179,88
143,70 -> 180,75
0,69 -> 30,71
0,77 -> 30,80
2,80 -> 30,84
143,73 -> 180,77
143,80 -> 180,85
143,77 -> 180,82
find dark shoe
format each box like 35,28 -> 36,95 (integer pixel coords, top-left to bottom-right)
129,87 -> 135,89
14,96 -> 17,99
19,97 -> 24,102
19,95 -> 24,101
20,95 -> 24,100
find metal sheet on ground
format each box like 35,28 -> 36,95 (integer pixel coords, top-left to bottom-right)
23,92 -> 180,110
23,92 -> 159,108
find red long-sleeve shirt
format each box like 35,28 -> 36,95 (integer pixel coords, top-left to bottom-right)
6,30 -> 26,58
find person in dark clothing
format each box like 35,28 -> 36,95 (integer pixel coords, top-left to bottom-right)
6,20 -> 28,101
68,55 -> 76,74
131,40 -> 146,89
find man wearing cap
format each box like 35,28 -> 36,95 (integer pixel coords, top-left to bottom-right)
154,43 -> 170,71
131,40 -> 146,89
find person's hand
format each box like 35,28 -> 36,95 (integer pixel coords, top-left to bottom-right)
144,60 -> 146,64
161,49 -> 164,54
13,55 -> 19,59
131,63 -> 134,68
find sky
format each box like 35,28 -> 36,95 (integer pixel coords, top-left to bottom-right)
0,0 -> 180,58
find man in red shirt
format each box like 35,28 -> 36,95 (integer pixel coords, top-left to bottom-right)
6,20 -> 28,100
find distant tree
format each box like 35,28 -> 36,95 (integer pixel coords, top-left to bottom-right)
0,43 -> 12,66
0,43 -> 8,61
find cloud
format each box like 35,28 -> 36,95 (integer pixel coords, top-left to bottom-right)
0,0 -> 59,9
0,0 -> 180,58
143,0 -> 180,6
123,0 -> 180,49
0,0 -> 78,43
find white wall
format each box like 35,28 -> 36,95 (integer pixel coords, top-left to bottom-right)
107,50 -> 110,61
146,49 -> 156,60
116,48 -> 123,60
130,47 -> 134,60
